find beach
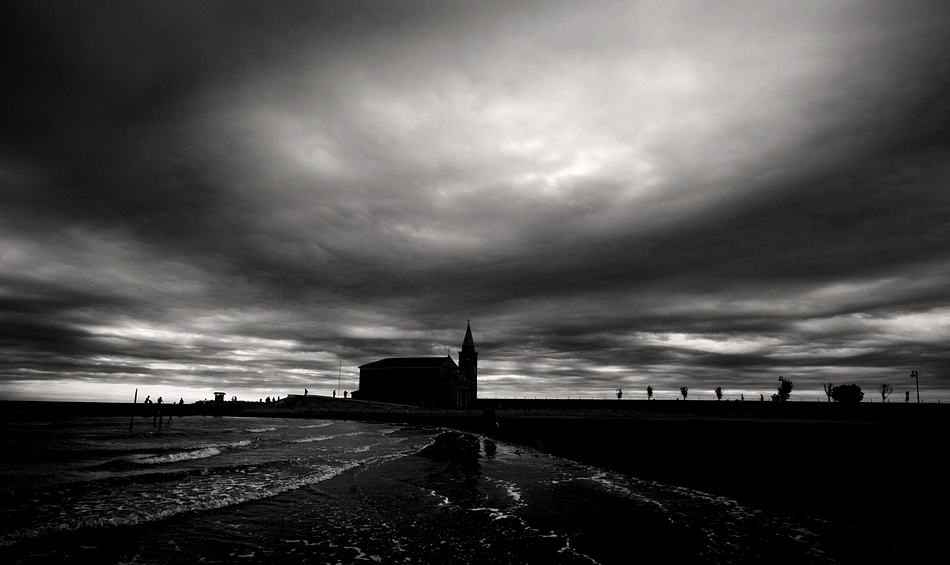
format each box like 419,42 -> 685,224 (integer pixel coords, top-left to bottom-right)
1,399 -> 945,563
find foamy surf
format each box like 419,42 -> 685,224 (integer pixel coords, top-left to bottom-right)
131,439 -> 253,465
0,452 -> 409,548
134,446 -> 222,465
286,431 -> 362,443
298,422 -> 334,429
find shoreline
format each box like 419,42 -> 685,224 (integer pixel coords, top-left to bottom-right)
3,395 -> 946,423
3,397 -> 947,557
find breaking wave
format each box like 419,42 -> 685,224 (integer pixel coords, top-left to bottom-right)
245,426 -> 278,433
285,432 -> 362,443
298,422 -> 334,429
131,440 -> 253,466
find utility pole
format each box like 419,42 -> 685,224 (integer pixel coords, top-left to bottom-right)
911,371 -> 920,403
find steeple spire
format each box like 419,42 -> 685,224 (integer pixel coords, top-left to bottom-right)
462,320 -> 475,350
458,321 -> 478,404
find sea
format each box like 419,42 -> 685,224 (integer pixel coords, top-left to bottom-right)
0,415 -> 863,564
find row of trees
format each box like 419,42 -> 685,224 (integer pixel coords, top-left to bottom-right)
640,379 -> 902,403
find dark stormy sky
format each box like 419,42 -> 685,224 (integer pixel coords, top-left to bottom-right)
2,1 -> 949,402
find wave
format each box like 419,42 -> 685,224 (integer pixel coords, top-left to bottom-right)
468,506 -> 526,524
133,446 -> 221,465
79,456 -> 292,492
347,442 -> 386,453
245,426 -> 278,433
285,431 -> 362,443
583,471 -> 670,513
540,454 -> 694,515
297,422 -> 334,429
492,478 -> 523,503
130,439 -> 253,466
224,439 -> 254,448
564,462 -> 763,525
0,450 -> 416,548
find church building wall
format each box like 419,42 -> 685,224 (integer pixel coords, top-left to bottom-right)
355,323 -> 478,408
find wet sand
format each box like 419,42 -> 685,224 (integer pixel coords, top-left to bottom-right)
264,397 -> 947,561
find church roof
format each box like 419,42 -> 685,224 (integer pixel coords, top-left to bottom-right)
462,321 -> 475,349
359,356 -> 457,370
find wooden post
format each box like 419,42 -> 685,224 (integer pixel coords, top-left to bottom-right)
129,389 -> 137,432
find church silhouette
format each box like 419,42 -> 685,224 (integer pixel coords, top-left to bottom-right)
353,322 -> 478,407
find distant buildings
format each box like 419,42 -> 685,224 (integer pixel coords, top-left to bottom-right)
353,322 -> 478,407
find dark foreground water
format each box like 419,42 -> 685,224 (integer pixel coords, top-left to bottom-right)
1,416 -> 863,564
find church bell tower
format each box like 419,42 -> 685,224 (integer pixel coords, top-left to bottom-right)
458,320 -> 478,401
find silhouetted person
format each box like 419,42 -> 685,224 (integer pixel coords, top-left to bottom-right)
304,389 -> 308,397
157,397 -> 163,405
906,391 -> 910,403
179,398 -> 183,405
266,396 -> 270,404
144,395 -> 151,404
333,390 -> 336,398
344,391 -> 348,399
616,389 -> 623,399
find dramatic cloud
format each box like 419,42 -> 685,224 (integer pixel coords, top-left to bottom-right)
2,0 -> 949,402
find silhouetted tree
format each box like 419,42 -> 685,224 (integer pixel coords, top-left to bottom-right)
647,385 -> 653,400
680,386 -> 688,400
777,376 -> 793,402
831,384 -> 864,403
715,386 -> 723,401
823,383 -> 834,402
879,384 -> 893,402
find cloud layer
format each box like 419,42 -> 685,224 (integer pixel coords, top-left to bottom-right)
2,1 -> 949,402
